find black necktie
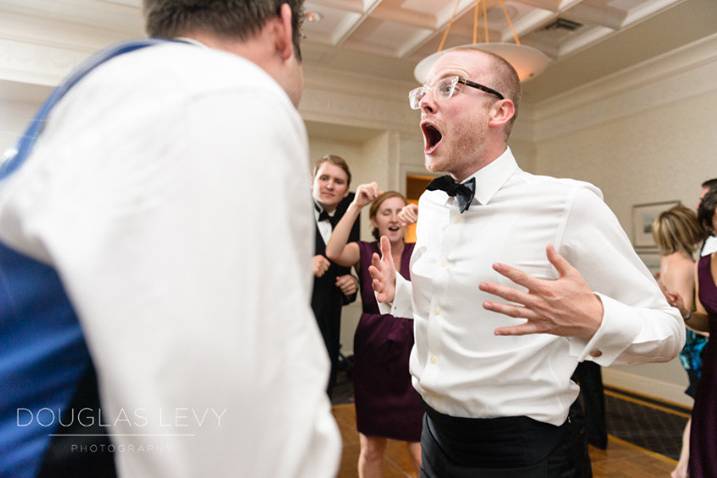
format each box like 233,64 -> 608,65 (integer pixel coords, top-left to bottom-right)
426,175 -> 476,213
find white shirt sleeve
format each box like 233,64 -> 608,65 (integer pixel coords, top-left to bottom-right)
558,186 -> 685,366
14,88 -> 339,477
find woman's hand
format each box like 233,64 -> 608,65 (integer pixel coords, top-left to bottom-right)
662,286 -> 689,318
398,204 -> 418,226
352,182 -> 381,209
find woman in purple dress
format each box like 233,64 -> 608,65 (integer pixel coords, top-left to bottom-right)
326,183 -> 423,477
669,188 -> 717,477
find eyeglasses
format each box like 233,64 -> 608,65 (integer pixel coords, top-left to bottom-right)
408,75 -> 504,110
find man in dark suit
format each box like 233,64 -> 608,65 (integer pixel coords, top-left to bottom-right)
311,155 -> 361,395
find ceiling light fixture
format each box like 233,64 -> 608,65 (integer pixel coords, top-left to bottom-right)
414,0 -> 550,83
305,10 -> 324,23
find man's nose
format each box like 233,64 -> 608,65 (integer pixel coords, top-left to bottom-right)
420,90 -> 436,113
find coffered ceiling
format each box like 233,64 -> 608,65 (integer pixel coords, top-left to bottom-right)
307,0 -> 673,59
299,0 -> 685,79
0,0 -> 713,102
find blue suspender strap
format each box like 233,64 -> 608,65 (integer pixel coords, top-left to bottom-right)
0,38 -> 183,478
0,38 -> 175,180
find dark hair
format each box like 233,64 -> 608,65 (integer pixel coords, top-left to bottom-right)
143,0 -> 304,61
702,178 -> 717,190
313,154 -> 351,187
369,191 -> 407,240
698,188 -> 717,234
652,205 -> 704,256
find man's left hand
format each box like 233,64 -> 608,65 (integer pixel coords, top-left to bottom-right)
479,244 -> 604,341
336,274 -> 358,297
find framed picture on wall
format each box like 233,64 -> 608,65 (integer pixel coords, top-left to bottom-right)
631,200 -> 680,249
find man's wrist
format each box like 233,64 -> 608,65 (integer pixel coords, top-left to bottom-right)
581,293 -> 605,340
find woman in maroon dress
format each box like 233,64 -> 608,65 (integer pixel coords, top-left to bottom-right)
326,183 -> 422,477
669,188 -> 717,477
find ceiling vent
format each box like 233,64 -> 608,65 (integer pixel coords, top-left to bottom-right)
543,18 -> 583,31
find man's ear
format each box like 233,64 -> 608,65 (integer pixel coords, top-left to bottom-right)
274,3 -> 295,62
488,99 -> 515,129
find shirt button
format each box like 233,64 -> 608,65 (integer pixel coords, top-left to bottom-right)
430,355 -> 438,364
589,350 -> 603,358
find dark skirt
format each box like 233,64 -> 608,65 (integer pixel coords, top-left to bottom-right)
689,328 -> 717,477
352,312 -> 423,442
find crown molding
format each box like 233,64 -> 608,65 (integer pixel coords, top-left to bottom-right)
529,32 -> 717,142
303,64 -> 416,101
300,86 -> 417,134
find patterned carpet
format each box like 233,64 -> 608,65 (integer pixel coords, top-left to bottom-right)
333,369 -> 689,461
604,388 -> 688,460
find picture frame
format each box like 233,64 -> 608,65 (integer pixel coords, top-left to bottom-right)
631,200 -> 681,249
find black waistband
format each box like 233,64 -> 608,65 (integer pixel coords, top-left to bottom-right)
423,402 -> 569,467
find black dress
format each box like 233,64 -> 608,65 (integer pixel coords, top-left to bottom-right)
689,254 -> 717,477
352,241 -> 423,441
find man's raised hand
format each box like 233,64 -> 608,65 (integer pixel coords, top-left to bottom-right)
368,236 -> 396,304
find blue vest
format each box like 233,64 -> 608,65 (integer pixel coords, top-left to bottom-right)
0,39 -> 174,478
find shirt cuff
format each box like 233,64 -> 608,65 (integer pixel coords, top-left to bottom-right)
567,292 -> 642,366
376,272 -> 412,318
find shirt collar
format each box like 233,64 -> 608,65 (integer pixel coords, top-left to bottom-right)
175,37 -> 208,48
462,147 -> 519,206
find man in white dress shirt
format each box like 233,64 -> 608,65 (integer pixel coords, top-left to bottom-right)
370,48 -> 684,477
0,1 -> 339,477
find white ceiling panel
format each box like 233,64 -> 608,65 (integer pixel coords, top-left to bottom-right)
344,17 -> 433,57
304,2 -> 363,45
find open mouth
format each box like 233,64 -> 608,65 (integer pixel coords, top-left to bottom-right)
388,226 -> 400,232
421,121 -> 443,154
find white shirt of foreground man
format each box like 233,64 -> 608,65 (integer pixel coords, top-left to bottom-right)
0,36 -> 338,478
374,49 -> 684,427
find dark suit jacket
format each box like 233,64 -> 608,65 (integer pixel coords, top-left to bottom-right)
311,193 -> 360,386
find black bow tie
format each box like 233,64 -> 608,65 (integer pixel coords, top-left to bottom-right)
426,175 -> 476,213
316,205 -> 339,227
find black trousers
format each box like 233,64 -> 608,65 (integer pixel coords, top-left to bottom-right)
572,362 -> 608,449
420,402 -> 592,478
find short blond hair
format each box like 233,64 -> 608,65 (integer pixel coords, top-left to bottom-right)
452,48 -> 521,139
652,205 -> 704,255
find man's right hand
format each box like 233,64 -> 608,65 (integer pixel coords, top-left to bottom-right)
313,255 -> 331,278
368,236 -> 396,304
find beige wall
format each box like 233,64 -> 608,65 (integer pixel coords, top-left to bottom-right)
531,34 -> 717,407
